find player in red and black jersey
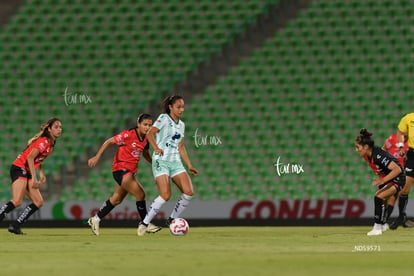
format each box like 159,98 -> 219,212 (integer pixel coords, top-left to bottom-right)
363,133 -> 409,228
0,117 -> 62,234
87,114 -> 161,235
356,129 -> 406,236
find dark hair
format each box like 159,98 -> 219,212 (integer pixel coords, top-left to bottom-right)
161,94 -> 183,114
137,113 -> 152,123
28,117 -> 60,145
355,128 -> 374,148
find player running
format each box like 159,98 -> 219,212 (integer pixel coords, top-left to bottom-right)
0,118 -> 62,234
87,113 -> 161,236
137,95 -> 198,236
355,129 -> 405,236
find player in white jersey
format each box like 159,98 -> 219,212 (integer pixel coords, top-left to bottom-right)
137,95 -> 198,236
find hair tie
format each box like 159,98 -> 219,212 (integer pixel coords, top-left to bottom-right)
41,123 -> 49,130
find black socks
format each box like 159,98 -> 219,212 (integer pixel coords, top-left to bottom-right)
136,200 -> 147,221
0,201 -> 16,221
374,196 -> 385,224
96,199 -> 115,219
399,194 -> 408,218
16,203 -> 39,225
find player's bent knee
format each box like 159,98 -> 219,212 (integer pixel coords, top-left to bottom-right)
183,191 -> 194,197
111,199 -> 122,205
11,200 -> 22,208
401,185 -> 411,194
34,200 -> 44,208
159,193 -> 171,201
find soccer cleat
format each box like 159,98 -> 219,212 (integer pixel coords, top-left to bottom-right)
137,222 -> 147,236
146,223 -> 162,234
403,219 -> 414,228
165,217 -> 174,227
88,217 -> 100,236
382,223 -> 389,232
367,228 -> 382,236
8,223 -> 25,235
389,215 -> 406,230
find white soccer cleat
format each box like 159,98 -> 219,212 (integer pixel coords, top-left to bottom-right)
367,228 -> 382,236
88,217 -> 100,236
382,223 -> 389,232
146,223 -> 162,234
137,223 -> 147,236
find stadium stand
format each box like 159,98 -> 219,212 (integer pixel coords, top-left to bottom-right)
0,0 -> 274,201
0,0 -> 412,201
181,0 -> 413,200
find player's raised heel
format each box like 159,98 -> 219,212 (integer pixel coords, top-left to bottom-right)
88,217 -> 100,236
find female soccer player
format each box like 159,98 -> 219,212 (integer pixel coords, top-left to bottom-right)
0,118 -> 62,234
87,113 -> 161,236
355,129 -> 405,236
390,112 -> 414,229
137,95 -> 198,236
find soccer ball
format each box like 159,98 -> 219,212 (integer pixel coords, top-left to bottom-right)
169,218 -> 189,236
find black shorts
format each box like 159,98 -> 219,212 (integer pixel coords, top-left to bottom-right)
405,148 -> 414,178
378,173 -> 405,193
112,169 -> 133,185
10,165 -> 32,183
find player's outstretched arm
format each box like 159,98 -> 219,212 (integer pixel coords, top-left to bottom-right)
88,137 -> 115,167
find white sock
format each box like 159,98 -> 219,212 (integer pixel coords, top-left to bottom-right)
94,214 -> 101,222
374,223 -> 383,230
143,196 -> 166,225
170,194 -> 193,219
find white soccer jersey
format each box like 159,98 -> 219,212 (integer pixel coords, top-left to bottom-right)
152,113 -> 185,162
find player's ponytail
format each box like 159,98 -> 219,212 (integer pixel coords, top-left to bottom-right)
355,128 -> 375,148
27,117 -> 60,145
161,94 -> 183,114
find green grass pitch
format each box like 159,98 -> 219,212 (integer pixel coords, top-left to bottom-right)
0,226 -> 413,276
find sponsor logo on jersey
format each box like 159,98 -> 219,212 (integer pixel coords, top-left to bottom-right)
165,142 -> 177,149
172,133 -> 181,140
39,143 -> 46,151
131,150 -> 142,158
